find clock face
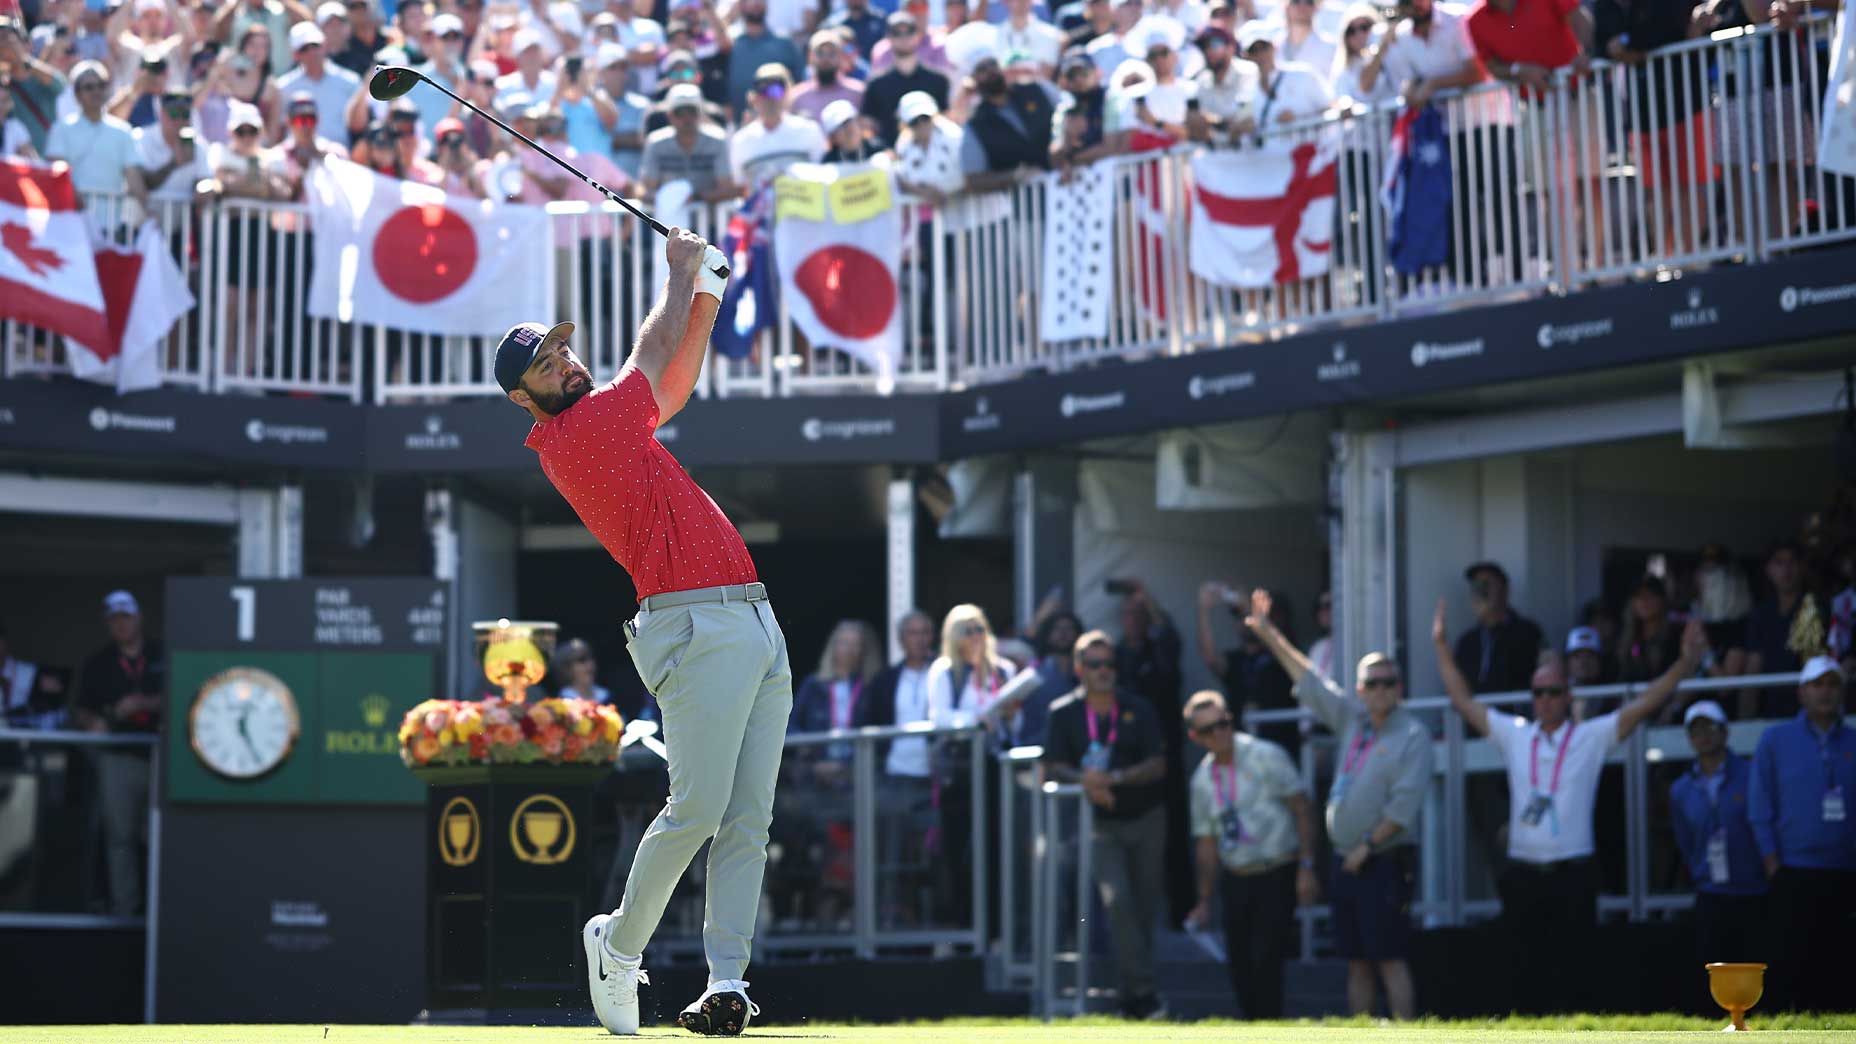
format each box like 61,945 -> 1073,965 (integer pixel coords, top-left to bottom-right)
190,668 -> 300,780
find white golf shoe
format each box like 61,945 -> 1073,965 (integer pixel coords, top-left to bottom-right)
677,978 -> 760,1036
582,913 -> 647,1035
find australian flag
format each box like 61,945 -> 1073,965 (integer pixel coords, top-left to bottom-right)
1381,103 -> 1452,275
711,185 -> 775,360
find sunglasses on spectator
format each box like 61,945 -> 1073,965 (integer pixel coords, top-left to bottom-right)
888,23 -> 916,35
667,66 -> 697,80
1079,657 -> 1114,671
1361,675 -> 1400,690
164,101 -> 193,118
76,79 -> 107,93
289,113 -> 316,126
1192,716 -> 1235,736
441,30 -> 464,40
1532,685 -> 1569,698
233,124 -> 261,137
909,114 -> 932,124
1347,21 -> 1373,33
956,623 -> 986,638
755,79 -> 786,93
440,132 -> 466,147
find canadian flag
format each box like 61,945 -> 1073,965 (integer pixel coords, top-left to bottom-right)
771,163 -> 902,384
67,221 -> 194,393
1189,141 -> 1338,288
0,160 -> 111,350
305,156 -> 552,337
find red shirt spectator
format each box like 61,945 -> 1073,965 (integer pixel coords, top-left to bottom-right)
525,367 -> 758,599
1465,0 -> 1585,98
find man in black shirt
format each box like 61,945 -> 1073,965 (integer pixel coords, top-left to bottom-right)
960,50 -> 1054,188
1452,561 -> 1546,694
1044,629 -> 1168,1020
76,590 -> 166,916
860,11 -> 950,148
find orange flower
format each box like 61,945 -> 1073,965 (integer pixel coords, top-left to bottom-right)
411,734 -> 440,763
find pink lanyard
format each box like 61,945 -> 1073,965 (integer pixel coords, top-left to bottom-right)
1212,761 -> 1237,809
831,678 -> 863,730
1531,721 -> 1577,795
963,667 -> 1000,712
1341,729 -> 1375,776
1085,700 -> 1119,747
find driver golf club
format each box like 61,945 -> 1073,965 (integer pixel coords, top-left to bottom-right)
368,65 -> 728,279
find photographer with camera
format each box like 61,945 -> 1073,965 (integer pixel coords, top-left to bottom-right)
107,48 -> 171,127
133,85 -> 210,204
430,115 -> 487,197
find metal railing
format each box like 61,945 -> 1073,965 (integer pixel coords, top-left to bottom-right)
635,721 -> 989,964
3,16 -> 1848,403
1032,780 -> 1093,1019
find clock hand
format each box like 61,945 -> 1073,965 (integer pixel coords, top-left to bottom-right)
237,705 -> 261,761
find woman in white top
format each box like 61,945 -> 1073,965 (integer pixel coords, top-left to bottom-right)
925,603 -> 1019,926
1328,4 -> 1393,113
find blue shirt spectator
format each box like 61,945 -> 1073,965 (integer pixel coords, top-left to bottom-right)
1749,664 -> 1856,872
1671,751 -> 1766,896
726,11 -> 805,115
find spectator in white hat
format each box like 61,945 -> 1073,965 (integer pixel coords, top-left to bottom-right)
1669,700 -> 1766,970
45,60 -> 147,203
892,89 -> 963,202
789,28 -> 865,125
275,20 -> 359,145
75,590 -> 167,916
1085,0 -> 1146,75
494,27 -> 556,111
1275,0 -> 1337,82
314,2 -> 351,60
730,62 -> 825,188
1563,624 -> 1613,718
1748,654 -> 1855,1012
1235,18 -> 1330,144
1434,602 -> 1706,1014
404,11 -> 468,137
105,0 -> 187,90
639,82 -> 737,201
819,97 -> 876,162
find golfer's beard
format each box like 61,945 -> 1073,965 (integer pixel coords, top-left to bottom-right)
535,374 -> 591,415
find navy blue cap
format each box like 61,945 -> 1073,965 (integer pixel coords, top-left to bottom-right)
494,319 -> 574,394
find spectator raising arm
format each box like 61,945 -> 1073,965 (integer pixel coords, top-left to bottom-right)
1195,580 -> 1234,678
1432,598 -> 1490,736
1614,618 -> 1708,739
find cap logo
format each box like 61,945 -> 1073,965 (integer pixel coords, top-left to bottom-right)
512,325 -> 540,346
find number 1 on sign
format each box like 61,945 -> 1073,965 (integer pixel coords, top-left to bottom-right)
230,586 -> 256,642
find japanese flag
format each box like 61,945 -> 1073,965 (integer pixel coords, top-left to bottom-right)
305,157 -> 552,337
771,163 -> 902,386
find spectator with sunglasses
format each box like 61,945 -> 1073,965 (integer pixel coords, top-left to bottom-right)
273,90 -> 346,198
1185,25 -> 1257,144
1044,629 -> 1169,1020
1434,600 -> 1704,1013
860,11 -> 949,148
552,637 -> 616,705
133,85 -> 209,202
384,99 -> 442,182
729,63 -> 824,189
642,49 -> 728,136
1246,586 -> 1424,1020
46,59 -> 146,203
1182,689 -> 1319,1019
639,83 -> 736,200
725,0 -> 803,116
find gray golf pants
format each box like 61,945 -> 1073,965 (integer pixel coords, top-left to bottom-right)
610,591 -> 792,983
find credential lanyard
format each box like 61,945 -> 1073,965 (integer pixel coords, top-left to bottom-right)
1085,700 -> 1119,748
1212,761 -> 1238,810
1531,720 -> 1577,796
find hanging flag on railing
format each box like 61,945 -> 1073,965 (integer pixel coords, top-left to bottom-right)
1127,130 -> 1177,320
1822,5 -> 1856,177
1381,104 -> 1452,276
0,159 -> 111,350
712,183 -> 775,361
1039,162 -> 1114,342
66,221 -> 192,394
304,156 -> 551,337
770,162 -> 902,383
1188,139 -> 1338,288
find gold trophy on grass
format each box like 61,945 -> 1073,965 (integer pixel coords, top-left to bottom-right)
472,618 -> 558,703
1706,962 -> 1766,1031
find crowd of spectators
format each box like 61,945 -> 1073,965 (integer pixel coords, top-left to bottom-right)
8,0 -> 1823,224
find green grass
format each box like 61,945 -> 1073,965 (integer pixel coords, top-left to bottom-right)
7,1016 -> 1856,1043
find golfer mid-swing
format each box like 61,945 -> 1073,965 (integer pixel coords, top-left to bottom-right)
498,228 -> 790,1037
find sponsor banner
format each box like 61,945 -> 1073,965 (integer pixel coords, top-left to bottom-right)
0,381 -> 363,467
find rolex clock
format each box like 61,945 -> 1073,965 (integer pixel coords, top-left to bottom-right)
189,667 -> 301,779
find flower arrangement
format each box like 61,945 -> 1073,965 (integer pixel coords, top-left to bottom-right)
399,696 -> 625,767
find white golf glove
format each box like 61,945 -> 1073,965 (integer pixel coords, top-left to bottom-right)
697,244 -> 728,301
